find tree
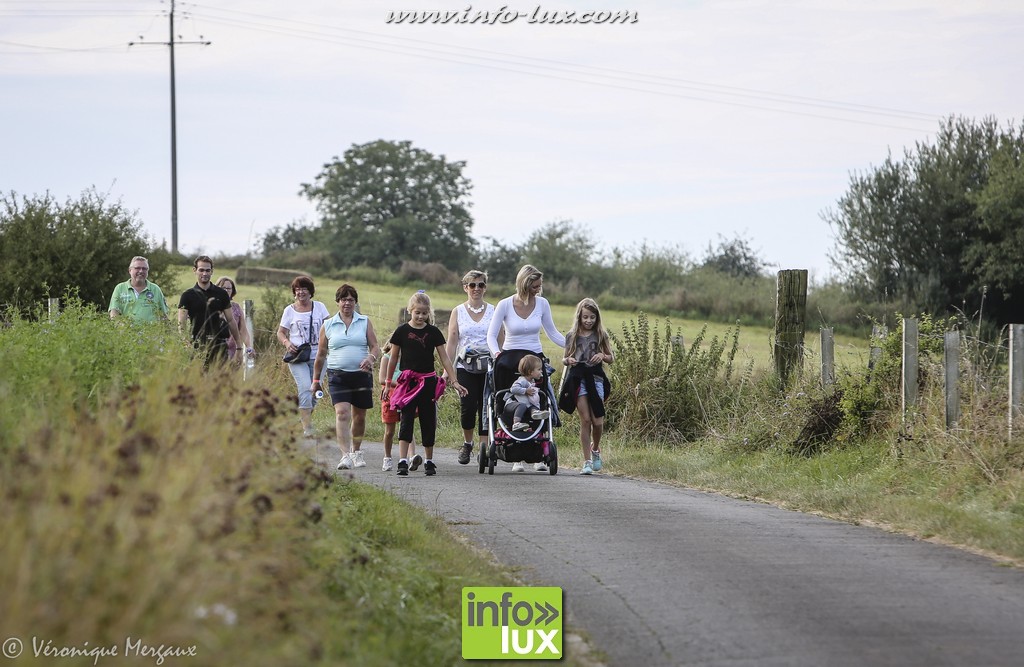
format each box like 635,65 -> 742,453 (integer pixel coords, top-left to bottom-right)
825,115 -> 1024,322
0,190 -> 171,315
299,140 -> 475,271
966,136 -> 1024,296
519,220 -> 607,295
475,236 -> 526,286
701,233 -> 767,279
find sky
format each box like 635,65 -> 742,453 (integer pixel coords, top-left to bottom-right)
2,0 -> 1022,281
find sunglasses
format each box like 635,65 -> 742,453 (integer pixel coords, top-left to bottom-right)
465,282 -> 486,289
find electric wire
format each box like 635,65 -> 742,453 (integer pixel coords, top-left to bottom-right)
0,0 -> 941,131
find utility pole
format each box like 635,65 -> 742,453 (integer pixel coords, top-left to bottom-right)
129,0 -> 210,255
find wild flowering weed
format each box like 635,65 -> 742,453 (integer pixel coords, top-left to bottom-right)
606,312 -> 755,442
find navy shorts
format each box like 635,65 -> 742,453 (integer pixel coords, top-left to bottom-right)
327,370 -> 374,409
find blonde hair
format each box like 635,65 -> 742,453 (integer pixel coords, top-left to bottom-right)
565,298 -> 610,359
514,264 -> 543,303
518,355 -> 543,376
462,269 -> 487,284
407,291 -> 435,325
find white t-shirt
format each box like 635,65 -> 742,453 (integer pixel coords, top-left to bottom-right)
279,301 -> 330,347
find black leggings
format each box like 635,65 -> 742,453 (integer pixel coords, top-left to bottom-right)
398,375 -> 438,446
457,368 -> 487,435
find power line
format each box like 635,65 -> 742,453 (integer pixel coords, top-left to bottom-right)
127,0 -> 211,255
186,2 -> 940,124
185,9 -> 936,132
1,0 -> 940,132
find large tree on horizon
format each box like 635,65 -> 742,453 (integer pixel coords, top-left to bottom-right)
824,115 -> 1024,323
299,139 -> 476,271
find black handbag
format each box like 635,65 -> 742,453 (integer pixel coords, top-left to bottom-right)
283,309 -> 314,363
283,342 -> 311,364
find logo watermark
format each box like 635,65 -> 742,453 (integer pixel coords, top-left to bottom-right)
1,637 -> 197,665
386,6 -> 639,25
462,586 -> 562,660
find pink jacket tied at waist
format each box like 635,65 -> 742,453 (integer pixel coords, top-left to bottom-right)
389,370 -> 447,410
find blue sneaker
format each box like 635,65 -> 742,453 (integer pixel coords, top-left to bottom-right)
580,460 -> 594,475
592,450 -> 602,472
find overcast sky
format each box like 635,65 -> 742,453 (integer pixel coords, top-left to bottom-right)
2,0 -> 1021,280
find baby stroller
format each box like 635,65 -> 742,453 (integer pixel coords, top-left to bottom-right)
478,355 -> 559,475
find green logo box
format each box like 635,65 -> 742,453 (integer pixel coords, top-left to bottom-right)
462,586 -> 563,660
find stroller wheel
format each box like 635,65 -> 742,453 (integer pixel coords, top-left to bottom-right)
477,445 -> 486,474
487,442 -> 496,475
548,441 -> 558,475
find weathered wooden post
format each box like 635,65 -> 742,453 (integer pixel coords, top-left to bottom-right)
48,298 -> 60,321
820,327 -> 835,390
944,330 -> 961,429
773,269 -> 808,388
1010,324 -> 1024,438
902,318 -> 919,422
868,323 -> 887,377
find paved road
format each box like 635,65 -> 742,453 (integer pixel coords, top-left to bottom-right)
305,438 -> 1024,667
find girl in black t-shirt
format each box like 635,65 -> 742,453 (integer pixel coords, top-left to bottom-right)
384,291 -> 467,477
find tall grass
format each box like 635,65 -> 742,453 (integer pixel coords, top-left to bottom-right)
599,310 -> 1024,561
1,302 -> 583,666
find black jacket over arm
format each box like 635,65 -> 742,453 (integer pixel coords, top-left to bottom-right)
558,363 -> 611,417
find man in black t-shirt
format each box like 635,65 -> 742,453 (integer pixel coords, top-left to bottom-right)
177,255 -> 244,366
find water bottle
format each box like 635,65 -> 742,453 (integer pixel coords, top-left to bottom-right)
315,389 -> 324,400
245,350 -> 255,370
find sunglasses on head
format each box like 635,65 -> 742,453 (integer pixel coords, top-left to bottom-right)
465,282 -> 486,289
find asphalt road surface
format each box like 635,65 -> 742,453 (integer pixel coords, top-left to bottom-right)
305,438 -> 1024,667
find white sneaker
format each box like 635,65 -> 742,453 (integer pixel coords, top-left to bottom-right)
511,421 -> 530,431
352,450 -> 366,468
381,457 -> 394,472
534,462 -> 548,472
302,425 -> 315,437
531,409 -> 549,420
511,461 -> 525,473
337,454 -> 353,470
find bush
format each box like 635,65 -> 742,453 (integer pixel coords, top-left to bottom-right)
398,260 -> 459,287
0,190 -> 172,315
606,312 -> 754,442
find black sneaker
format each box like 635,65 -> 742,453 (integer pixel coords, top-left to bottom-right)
424,460 -> 436,476
410,454 -> 424,471
458,442 -> 473,465
397,460 -> 409,476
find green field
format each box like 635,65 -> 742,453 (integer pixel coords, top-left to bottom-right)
180,265 -> 869,371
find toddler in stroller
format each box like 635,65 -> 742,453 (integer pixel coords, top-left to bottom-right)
506,355 -> 550,431
480,351 -> 559,475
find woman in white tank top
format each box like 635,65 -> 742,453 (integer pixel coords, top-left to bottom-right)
445,270 -> 501,465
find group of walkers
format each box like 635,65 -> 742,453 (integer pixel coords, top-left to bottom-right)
108,255 -> 613,476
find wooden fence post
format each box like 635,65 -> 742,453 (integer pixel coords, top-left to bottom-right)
944,330 -> 961,430
820,327 -> 834,390
773,269 -> 808,388
1010,324 -> 1024,439
48,298 -> 60,321
902,318 -> 919,422
868,323 -> 887,377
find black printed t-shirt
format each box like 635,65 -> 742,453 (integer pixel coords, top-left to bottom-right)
178,283 -> 232,342
389,323 -> 446,373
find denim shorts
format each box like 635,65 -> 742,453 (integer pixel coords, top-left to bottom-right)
577,377 -> 606,399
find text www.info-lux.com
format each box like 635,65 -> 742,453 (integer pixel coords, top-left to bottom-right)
386,6 -> 639,25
